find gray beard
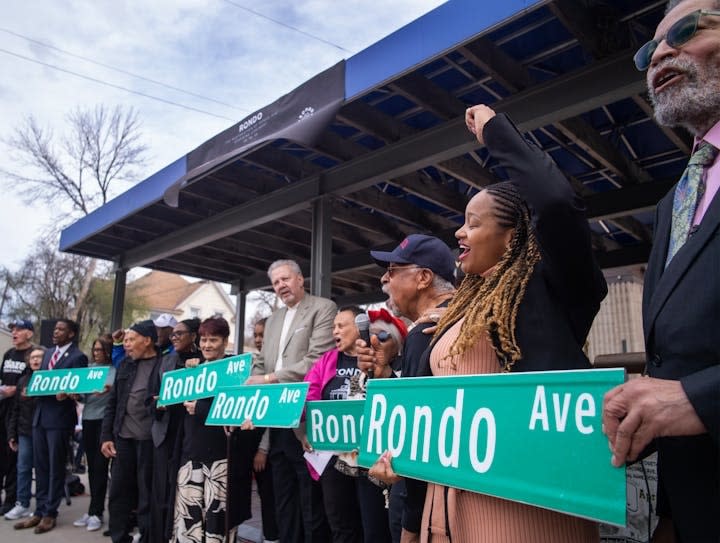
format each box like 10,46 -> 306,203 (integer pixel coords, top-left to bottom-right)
649,58 -> 720,136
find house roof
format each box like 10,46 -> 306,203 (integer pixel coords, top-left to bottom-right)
59,0 -> 681,303
131,271 -> 203,313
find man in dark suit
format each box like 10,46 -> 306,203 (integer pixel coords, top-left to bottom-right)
14,319 -> 87,533
248,259 -> 336,543
603,1 -> 720,540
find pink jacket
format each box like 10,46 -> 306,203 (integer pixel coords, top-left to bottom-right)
304,348 -> 340,402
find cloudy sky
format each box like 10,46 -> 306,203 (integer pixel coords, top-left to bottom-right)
0,0 -> 446,271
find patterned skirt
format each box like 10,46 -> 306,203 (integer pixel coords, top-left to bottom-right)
173,458 -> 228,543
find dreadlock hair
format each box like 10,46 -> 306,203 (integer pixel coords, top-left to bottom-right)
433,181 -> 541,371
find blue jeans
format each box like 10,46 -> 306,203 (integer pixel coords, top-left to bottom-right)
16,434 -> 33,507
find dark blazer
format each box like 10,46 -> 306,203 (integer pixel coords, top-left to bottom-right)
32,343 -> 88,430
642,183 -> 720,540
101,355 -> 158,443
481,114 -> 607,372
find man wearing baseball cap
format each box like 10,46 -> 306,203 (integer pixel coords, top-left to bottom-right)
101,320 -> 159,543
153,314 -> 177,357
0,319 -> 35,516
360,234 -> 457,542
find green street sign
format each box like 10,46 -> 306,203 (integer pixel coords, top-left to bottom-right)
26,366 -> 111,396
307,400 -> 365,452
205,382 -> 309,428
157,353 -> 252,406
357,368 -> 626,526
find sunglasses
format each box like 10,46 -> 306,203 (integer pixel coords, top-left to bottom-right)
385,265 -> 423,278
634,9 -> 720,70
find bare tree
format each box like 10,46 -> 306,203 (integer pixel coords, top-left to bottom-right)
2,105 -> 147,322
244,289 -> 278,346
0,235 -> 147,350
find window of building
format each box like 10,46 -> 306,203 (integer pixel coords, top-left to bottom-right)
190,307 -> 200,318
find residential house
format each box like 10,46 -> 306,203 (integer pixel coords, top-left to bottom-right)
130,271 -> 237,350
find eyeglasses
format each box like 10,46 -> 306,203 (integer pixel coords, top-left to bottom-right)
634,9 -> 720,70
170,331 -> 190,339
91,348 -> 105,353
385,265 -> 423,278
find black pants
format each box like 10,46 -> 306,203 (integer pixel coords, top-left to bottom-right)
269,428 -> 329,543
82,419 -> 109,517
108,437 -> 153,543
255,459 -> 278,540
32,426 -> 69,518
0,418 -> 17,507
321,458 -> 391,543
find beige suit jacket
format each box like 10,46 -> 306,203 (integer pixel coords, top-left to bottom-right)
252,292 -> 336,383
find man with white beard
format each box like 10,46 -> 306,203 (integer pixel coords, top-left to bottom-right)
603,1 -> 720,540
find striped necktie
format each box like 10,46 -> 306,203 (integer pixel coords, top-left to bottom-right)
666,141 -> 718,266
48,348 -> 60,370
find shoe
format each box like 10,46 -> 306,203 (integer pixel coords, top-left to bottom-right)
86,515 -> 103,531
34,516 -> 56,534
103,528 -> 111,536
4,503 -> 32,520
73,513 -> 90,527
14,515 -> 41,530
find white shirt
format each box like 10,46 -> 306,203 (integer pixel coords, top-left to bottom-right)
275,305 -> 298,371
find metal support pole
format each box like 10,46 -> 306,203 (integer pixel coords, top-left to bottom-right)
110,268 -> 127,332
310,196 -> 332,298
234,283 -> 247,354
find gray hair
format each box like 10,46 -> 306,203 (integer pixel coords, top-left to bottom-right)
370,319 -> 406,351
267,259 -> 302,279
431,275 -> 456,294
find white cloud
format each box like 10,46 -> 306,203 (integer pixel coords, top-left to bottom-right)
0,0 -> 446,270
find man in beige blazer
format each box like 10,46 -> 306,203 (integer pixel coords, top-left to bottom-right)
248,259 -> 336,542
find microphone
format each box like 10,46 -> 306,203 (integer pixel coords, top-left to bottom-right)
355,313 -> 373,378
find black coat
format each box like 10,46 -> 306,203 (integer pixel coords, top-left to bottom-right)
8,371 -> 36,441
101,355 -> 159,443
421,114 -> 607,374
642,176 -> 720,541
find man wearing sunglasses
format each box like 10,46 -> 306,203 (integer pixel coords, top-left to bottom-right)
603,1 -> 720,541
358,234 -> 456,543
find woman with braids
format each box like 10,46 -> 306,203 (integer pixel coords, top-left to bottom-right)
372,104 -> 606,543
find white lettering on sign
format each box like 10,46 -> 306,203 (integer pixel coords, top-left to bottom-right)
309,409 -> 362,445
469,408 -> 496,473
161,366 -> 218,402
226,360 -> 246,375
438,390 -> 463,468
366,389 -> 497,474
210,390 -> 270,421
29,372 -> 81,393
279,387 -> 301,403
528,386 -> 596,434
410,406 -> 432,462
87,369 -> 104,380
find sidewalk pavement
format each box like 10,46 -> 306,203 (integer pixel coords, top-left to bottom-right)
1,473 -> 264,543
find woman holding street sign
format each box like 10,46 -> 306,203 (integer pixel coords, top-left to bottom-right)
372,105 -> 606,542
304,306 -> 406,543
73,335 -> 115,532
173,317 -> 229,543
148,318 -> 201,543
